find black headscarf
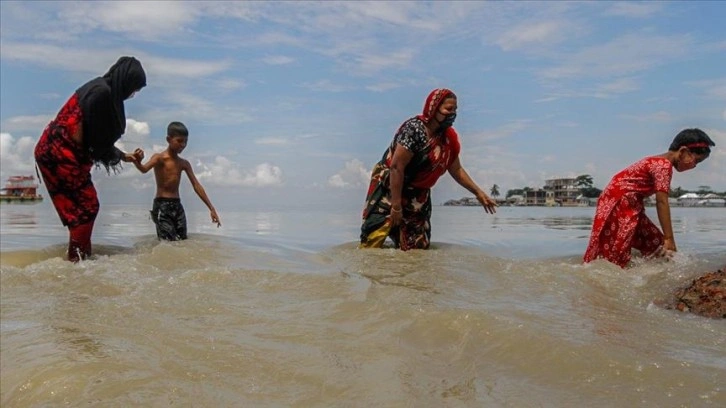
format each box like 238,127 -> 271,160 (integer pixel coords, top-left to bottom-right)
76,56 -> 146,170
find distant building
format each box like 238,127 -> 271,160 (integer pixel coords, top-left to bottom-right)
576,194 -> 597,207
544,177 -> 580,207
507,194 -> 524,206
677,193 -> 702,206
524,189 -> 547,206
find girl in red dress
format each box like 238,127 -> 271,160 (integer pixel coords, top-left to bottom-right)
583,128 -> 715,268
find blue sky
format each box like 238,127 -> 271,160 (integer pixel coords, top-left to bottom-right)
1,1 -> 724,210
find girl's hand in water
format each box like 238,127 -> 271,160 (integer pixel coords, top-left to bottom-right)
655,246 -> 676,259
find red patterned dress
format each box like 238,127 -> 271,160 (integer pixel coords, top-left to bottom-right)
360,118 -> 460,250
34,94 -> 99,229
583,156 -> 673,267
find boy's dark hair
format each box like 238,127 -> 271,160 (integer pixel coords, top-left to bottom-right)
167,121 -> 189,138
669,128 -> 715,157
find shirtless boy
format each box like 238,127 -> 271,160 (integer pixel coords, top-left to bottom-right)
133,121 -> 220,241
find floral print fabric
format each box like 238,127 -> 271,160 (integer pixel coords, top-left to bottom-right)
583,156 -> 673,267
34,94 -> 99,228
360,117 -> 460,250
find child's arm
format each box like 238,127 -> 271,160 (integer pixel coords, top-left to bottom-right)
183,160 -> 221,227
134,153 -> 160,174
655,191 -> 676,253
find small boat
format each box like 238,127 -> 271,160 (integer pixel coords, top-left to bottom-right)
0,175 -> 43,203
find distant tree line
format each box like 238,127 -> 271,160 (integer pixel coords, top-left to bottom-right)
448,177 -> 724,206
503,175 -> 725,199
668,185 -> 724,198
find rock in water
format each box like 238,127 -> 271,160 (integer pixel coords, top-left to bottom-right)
669,268 -> 725,319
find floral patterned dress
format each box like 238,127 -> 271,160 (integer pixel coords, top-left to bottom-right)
583,156 -> 673,267
34,94 -> 99,228
360,117 -> 460,250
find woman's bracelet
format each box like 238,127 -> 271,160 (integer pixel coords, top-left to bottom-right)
391,206 -> 402,213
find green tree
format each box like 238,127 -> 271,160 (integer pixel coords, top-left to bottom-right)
581,187 -> 602,198
575,174 -> 594,189
506,188 -> 524,198
670,186 -> 686,198
490,184 -> 500,198
575,174 -> 599,198
698,185 -> 712,194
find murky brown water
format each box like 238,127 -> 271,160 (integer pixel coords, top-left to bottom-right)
2,204 -> 724,406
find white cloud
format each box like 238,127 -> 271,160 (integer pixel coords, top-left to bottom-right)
262,55 -> 295,65
495,21 -> 568,51
328,159 -> 370,189
0,133 -> 36,181
130,55 -> 232,79
255,138 -> 290,146
596,77 -> 640,94
349,49 -> 416,75
240,163 -> 284,187
215,78 -> 246,91
675,128 -> 726,191
148,91 -> 254,125
365,82 -> 403,92
113,119 -> 151,156
125,119 -> 150,139
301,79 -> 354,93
334,1 -> 438,30
1,114 -> 52,133
196,157 -> 284,187
59,1 -> 200,40
541,33 -> 693,80
605,2 -> 662,18
619,111 -> 673,122
0,43 -> 230,79
534,96 -> 560,103
469,120 -> 532,142
686,78 -> 726,100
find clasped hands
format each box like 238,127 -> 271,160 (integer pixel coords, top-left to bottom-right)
122,148 -> 145,163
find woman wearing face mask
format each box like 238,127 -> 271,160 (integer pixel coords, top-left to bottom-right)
34,56 -> 146,262
360,88 -> 497,250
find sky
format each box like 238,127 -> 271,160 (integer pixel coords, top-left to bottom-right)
1,1 -> 725,210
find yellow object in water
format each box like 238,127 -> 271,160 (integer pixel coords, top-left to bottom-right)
359,220 -> 391,248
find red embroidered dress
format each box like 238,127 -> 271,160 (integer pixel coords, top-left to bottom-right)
583,156 -> 673,267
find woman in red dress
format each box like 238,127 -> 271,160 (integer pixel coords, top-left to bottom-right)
34,56 -> 146,262
360,88 -> 497,250
583,128 -> 715,268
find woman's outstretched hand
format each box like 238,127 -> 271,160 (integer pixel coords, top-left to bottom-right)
476,193 -> 497,214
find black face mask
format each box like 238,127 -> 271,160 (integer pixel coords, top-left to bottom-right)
438,113 -> 456,130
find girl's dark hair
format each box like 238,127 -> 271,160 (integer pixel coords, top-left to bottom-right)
669,128 -> 715,157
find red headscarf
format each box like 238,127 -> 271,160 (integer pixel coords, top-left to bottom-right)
405,88 -> 461,189
417,88 -> 455,123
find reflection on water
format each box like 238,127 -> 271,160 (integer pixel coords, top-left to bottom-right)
543,216 -> 592,230
254,212 -> 281,235
488,211 -> 594,230
2,210 -> 37,226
